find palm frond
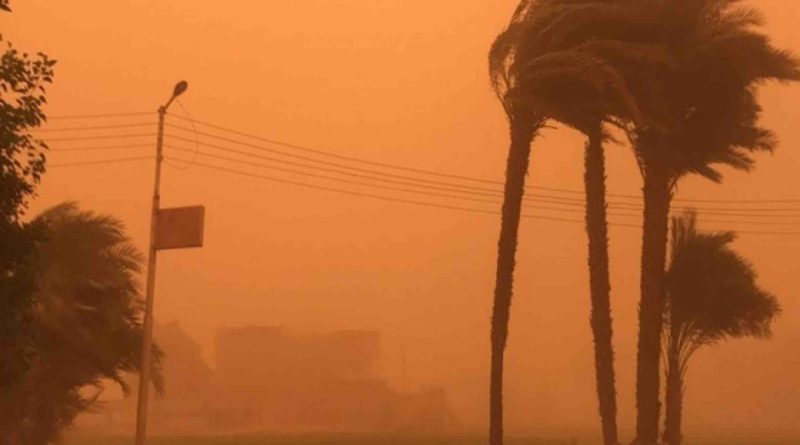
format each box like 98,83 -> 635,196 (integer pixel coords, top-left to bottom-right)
666,211 -> 781,350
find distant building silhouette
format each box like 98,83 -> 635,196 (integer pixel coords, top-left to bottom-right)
79,324 -> 457,434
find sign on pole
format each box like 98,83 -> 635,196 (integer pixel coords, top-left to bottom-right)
155,205 -> 205,250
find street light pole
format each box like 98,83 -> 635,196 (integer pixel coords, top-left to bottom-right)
134,80 -> 188,445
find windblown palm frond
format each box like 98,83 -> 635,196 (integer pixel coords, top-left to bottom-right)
10,202 -> 163,445
490,0 -> 673,132
630,0 -> 800,181
666,212 -> 781,346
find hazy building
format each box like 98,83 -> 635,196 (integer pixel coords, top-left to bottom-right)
78,325 -> 456,434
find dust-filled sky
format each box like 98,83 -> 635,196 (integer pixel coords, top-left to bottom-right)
3,0 -> 799,440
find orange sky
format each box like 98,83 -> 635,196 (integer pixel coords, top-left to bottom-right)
3,0 -> 799,440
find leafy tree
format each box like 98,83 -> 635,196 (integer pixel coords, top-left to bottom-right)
0,203 -> 162,445
663,212 -> 780,445
0,35 -> 53,220
0,4 -> 55,405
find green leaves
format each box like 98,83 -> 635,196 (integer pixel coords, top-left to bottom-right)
0,35 -> 56,222
0,26 -> 56,439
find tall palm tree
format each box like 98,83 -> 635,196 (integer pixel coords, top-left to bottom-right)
488,2 -> 662,443
487,6 -> 546,439
663,212 -> 780,445
623,2 -> 800,442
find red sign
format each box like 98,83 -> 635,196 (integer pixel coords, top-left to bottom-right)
155,206 -> 205,250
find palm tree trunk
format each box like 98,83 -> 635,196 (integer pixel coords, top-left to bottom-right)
490,120 -> 536,445
583,128 -> 618,445
635,166 -> 672,445
664,330 -> 683,445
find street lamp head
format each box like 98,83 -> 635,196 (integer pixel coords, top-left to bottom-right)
172,80 -> 188,99
161,80 -> 189,112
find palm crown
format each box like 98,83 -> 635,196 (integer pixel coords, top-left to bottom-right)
489,0 -> 658,133
627,0 -> 800,182
666,212 -> 781,345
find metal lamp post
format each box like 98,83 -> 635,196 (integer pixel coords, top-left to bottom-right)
134,80 -> 188,445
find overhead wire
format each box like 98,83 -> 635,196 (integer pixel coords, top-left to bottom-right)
42,133 -> 156,142
39,113 -> 800,207
48,144 -> 152,152
165,156 -> 800,235
41,142 -> 794,230
163,122 -> 800,214
162,140 -> 510,198
48,156 -> 154,168
161,131 -> 800,218
46,111 -> 154,119
31,122 -> 155,132
162,148 -> 800,227
40,112 -> 800,204
163,98 -> 199,171
33,111 -> 800,234
163,144 -> 645,218
164,118 -> 527,187
164,155 -> 642,228
164,132 -> 515,195
165,115 -> 800,205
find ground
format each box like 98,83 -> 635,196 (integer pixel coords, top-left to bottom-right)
64,434 -> 566,445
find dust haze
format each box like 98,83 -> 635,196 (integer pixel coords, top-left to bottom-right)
1,1 -> 799,445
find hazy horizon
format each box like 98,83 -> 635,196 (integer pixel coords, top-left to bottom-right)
2,0 -> 799,442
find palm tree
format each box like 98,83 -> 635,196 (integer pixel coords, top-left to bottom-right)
662,211 -> 781,445
488,2 -> 663,443
487,6 -> 546,439
623,3 -> 800,442
3,202 -> 163,445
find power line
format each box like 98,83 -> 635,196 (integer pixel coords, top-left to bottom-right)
164,156 -> 641,228
165,156 -> 800,235
519,194 -> 800,216
163,135 -> 800,218
165,98 -> 200,171
530,199 -> 800,218
672,196 -> 800,204
38,111 -> 800,205
32,123 -> 155,132
163,145 -> 551,210
164,123 -> 800,214
163,145 -> 645,218
165,115 -> 800,205
164,130 -> 510,194
37,148 -> 800,233
163,146 -> 800,225
47,112 -> 154,119
163,141 -> 509,198
164,119 -> 516,186
49,144 -> 151,152
48,156 -> 153,168
29,111 -> 800,235
42,133 -> 156,142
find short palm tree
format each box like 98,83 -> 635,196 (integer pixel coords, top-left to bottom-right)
5,202 -> 162,445
663,211 -> 780,445
488,2 -> 665,443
